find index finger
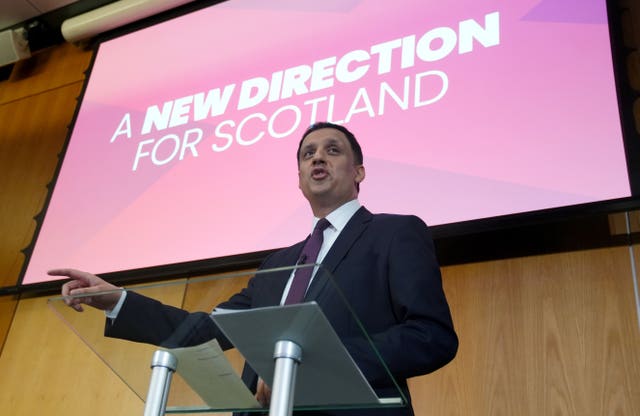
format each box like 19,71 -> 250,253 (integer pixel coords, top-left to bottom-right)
48,268 -> 91,280
48,268 -> 76,276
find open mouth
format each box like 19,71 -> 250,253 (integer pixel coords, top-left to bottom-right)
311,168 -> 328,180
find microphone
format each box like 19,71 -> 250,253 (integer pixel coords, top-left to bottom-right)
298,254 -> 308,265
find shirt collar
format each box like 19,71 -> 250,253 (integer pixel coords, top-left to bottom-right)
312,199 -> 361,233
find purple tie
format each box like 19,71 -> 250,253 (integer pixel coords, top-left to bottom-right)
285,218 -> 331,304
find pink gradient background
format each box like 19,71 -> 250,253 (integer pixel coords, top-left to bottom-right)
22,0 -> 630,284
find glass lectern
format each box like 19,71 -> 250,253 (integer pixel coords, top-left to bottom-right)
48,265 -> 407,415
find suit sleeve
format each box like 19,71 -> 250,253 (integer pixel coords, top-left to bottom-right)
104,291 -> 234,349
103,251 -> 291,349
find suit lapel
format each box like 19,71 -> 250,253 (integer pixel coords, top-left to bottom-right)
304,207 -> 372,301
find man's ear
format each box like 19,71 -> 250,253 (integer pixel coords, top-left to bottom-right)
355,165 -> 365,184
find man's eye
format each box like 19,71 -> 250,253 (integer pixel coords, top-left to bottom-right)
303,151 -> 314,159
327,147 -> 340,154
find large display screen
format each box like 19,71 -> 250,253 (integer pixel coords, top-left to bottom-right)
20,0 -> 633,285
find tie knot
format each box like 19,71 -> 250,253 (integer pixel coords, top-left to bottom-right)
315,218 -> 331,233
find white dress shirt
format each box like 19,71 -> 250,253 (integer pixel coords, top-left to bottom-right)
278,199 -> 361,304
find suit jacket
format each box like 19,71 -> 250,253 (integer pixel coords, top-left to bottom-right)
106,207 -> 458,415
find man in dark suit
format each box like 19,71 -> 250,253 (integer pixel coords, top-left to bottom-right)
50,122 -> 457,415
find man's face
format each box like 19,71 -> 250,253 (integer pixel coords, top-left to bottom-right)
298,128 -> 365,215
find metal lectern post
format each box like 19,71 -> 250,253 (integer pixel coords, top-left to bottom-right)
269,340 -> 303,416
144,350 -> 178,416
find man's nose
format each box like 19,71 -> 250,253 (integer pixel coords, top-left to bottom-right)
311,151 -> 326,163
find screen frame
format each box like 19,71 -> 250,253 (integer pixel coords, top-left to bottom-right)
11,0 -> 640,293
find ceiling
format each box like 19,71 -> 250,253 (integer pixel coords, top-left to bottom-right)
0,0 -> 121,50
0,0 -> 210,52
0,0 -> 120,31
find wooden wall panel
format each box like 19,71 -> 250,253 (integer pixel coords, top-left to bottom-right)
0,295 -> 18,353
0,43 -> 91,289
0,82 -> 85,287
0,296 -> 144,415
0,43 -> 92,104
0,42 -> 91,357
410,246 -> 640,416
1,246 -> 638,415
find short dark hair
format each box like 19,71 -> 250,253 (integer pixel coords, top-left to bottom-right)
297,122 -> 363,166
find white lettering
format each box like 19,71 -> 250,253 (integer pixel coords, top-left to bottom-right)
415,70 -> 448,107
169,96 -> 193,128
345,88 -> 375,122
238,77 -> 270,110
133,139 -> 154,171
213,121 -> 234,152
401,35 -> 416,69
141,102 -> 172,135
193,85 -> 236,120
303,96 -> 328,125
281,65 -> 312,99
111,113 -> 132,143
125,10 -> 501,171
310,57 -> 336,92
268,71 -> 284,103
236,113 -> 267,146
132,129 -> 204,170
151,134 -> 181,166
459,11 -> 500,53
370,38 -> 402,75
336,50 -> 370,83
268,105 -> 302,138
416,27 -> 458,62
180,128 -> 203,159
378,77 -> 410,115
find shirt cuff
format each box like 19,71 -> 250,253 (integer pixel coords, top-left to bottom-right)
105,290 -> 127,320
